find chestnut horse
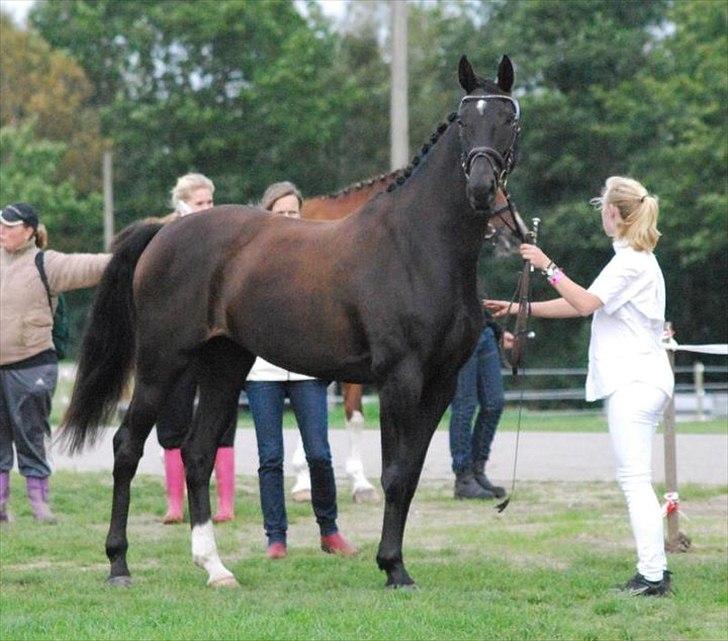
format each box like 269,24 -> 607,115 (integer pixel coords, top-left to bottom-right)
61,55 -> 522,588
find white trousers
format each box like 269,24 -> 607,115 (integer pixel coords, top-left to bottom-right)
606,383 -> 670,581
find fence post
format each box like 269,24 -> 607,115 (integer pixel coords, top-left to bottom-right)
662,321 -> 690,552
694,361 -> 706,421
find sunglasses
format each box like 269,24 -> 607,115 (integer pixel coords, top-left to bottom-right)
274,210 -> 301,218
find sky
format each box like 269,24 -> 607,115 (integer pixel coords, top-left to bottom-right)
0,0 -> 34,24
0,0 -> 348,25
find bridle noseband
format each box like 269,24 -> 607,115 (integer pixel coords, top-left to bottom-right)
458,94 -> 521,189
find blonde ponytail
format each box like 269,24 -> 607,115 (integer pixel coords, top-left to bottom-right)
593,176 -> 661,252
34,223 -> 49,249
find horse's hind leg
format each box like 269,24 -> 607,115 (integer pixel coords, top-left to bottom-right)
183,338 -> 253,587
105,381 -> 169,586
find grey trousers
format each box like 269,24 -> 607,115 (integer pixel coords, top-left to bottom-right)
0,363 -> 57,477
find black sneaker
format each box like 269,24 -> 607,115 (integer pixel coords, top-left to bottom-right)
620,571 -> 672,597
472,460 -> 507,499
454,472 -> 495,499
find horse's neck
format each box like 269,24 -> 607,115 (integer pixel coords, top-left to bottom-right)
383,126 -> 487,266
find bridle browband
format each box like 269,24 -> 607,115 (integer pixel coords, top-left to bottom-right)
458,93 -> 522,191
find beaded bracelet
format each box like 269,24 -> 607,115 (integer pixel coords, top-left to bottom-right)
548,267 -> 565,286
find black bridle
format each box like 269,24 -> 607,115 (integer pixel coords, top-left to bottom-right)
458,94 -> 522,189
487,192 -> 526,243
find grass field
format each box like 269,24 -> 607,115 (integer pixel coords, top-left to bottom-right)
1,472 -> 726,641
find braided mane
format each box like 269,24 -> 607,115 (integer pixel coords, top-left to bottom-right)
385,112 -> 458,192
315,111 -> 459,199
322,169 -> 403,200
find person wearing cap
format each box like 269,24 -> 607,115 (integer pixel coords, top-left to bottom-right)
153,172 -> 237,525
0,203 -> 111,522
486,176 -> 674,597
245,181 -> 356,560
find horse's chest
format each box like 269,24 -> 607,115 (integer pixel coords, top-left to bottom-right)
433,309 -> 482,367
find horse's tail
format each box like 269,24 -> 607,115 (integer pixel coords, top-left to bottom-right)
59,221 -> 164,453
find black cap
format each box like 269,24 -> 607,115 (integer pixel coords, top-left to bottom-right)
0,203 -> 39,229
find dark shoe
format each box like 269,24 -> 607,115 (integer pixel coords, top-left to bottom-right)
454,471 -> 495,499
472,461 -> 506,499
619,571 -> 672,597
321,532 -> 357,557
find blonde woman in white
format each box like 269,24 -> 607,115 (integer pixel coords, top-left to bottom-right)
156,173 -> 237,524
486,176 -> 674,596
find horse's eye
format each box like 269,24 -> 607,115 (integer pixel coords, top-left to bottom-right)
456,118 -> 465,128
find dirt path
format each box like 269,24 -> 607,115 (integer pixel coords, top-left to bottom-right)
48,427 -> 728,486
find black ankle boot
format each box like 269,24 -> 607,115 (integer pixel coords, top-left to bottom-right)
454,471 -> 495,499
472,460 -> 506,498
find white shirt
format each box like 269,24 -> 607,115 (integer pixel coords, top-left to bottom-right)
585,240 -> 674,401
246,357 -> 314,382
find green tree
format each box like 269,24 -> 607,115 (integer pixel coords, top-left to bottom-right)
30,0 -> 350,221
596,0 -> 728,343
0,121 -> 104,252
0,12 -> 105,194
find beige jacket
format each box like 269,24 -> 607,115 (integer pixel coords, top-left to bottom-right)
0,240 -> 111,365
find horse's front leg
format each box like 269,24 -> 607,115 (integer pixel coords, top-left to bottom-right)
376,363 -> 458,588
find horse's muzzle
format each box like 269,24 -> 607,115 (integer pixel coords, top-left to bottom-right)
466,173 -> 498,213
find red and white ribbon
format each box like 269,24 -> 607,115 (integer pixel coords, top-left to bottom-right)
662,491 -> 689,520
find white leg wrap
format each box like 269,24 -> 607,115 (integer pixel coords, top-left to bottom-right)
191,521 -> 236,586
290,436 -> 311,497
345,411 -> 377,496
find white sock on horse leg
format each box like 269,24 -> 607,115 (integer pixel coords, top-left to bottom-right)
191,521 -> 236,586
345,411 -> 376,493
291,436 -> 311,494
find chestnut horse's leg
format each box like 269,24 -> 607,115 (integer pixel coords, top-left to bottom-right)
106,375 -> 177,586
183,338 -> 253,587
376,365 -> 458,588
342,383 -> 379,503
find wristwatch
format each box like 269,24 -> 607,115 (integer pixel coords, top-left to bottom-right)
543,261 -> 557,278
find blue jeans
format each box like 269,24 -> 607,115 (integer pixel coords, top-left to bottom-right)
246,379 -> 338,544
449,326 -> 505,474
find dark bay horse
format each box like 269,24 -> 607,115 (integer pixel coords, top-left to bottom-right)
61,55 -> 522,588
302,172 -> 527,502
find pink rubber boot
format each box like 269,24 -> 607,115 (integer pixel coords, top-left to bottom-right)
0,471 -> 11,522
212,447 -> 235,523
26,476 -> 56,523
162,448 -> 185,524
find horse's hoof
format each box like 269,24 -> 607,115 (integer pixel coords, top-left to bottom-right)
107,575 -> 132,588
353,487 -> 380,504
208,575 -> 239,588
385,581 -> 418,591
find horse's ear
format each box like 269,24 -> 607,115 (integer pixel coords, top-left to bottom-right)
459,55 -> 478,93
497,55 -> 514,93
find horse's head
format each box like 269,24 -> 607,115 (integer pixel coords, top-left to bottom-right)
457,55 -> 521,215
